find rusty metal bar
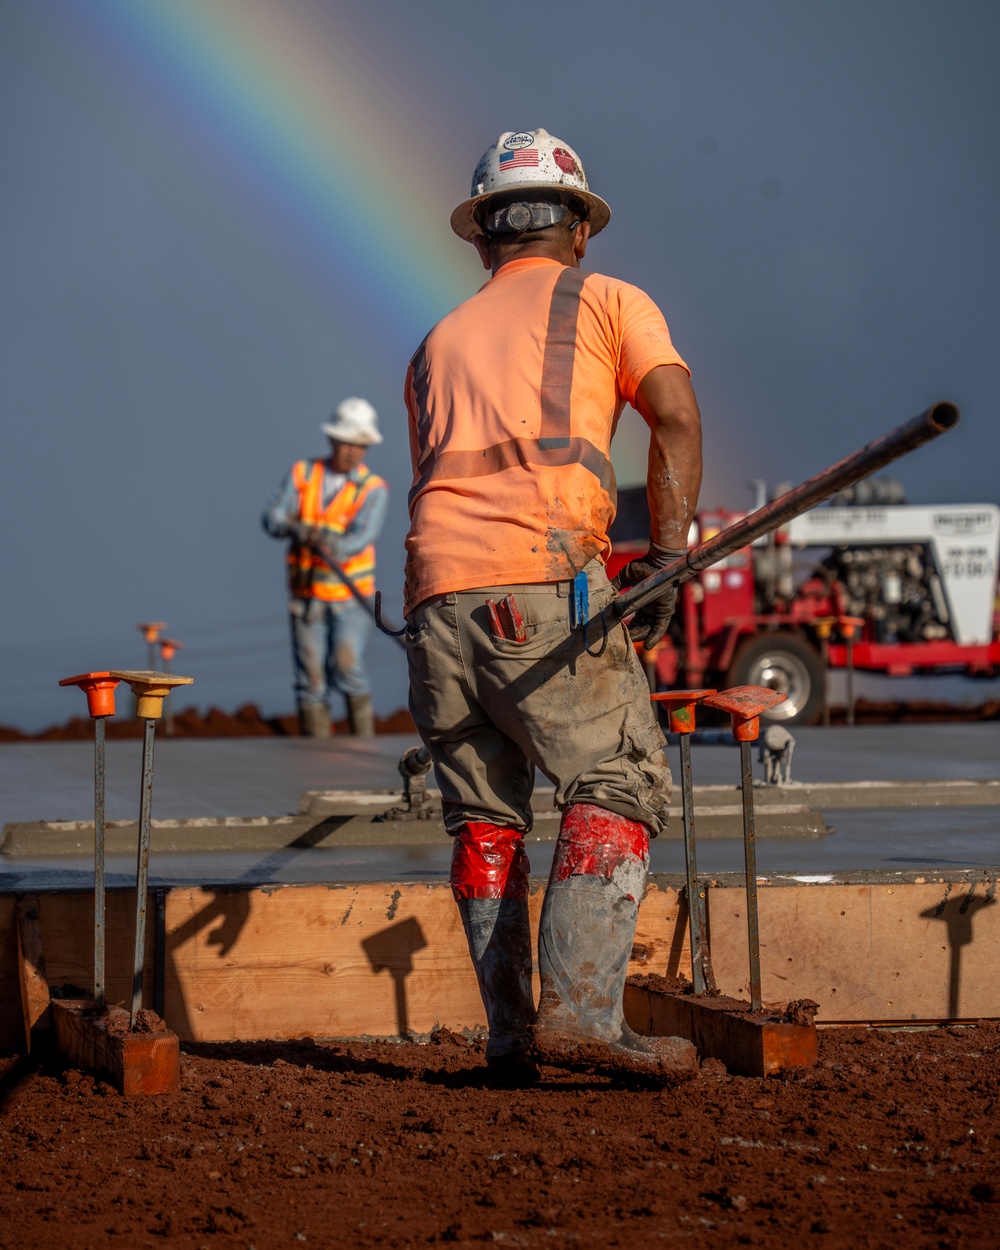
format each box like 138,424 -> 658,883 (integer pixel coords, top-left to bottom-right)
614,403 -> 960,621
131,717 -> 156,1025
738,738 -> 762,1011
703,686 -> 786,1012
677,732 -> 709,995
93,714 -> 107,1006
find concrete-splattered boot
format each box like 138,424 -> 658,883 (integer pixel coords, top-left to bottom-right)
346,693 -> 375,738
532,803 -> 698,1081
451,822 -> 537,1086
298,703 -> 331,737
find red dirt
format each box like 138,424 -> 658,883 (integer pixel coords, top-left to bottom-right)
2,1023 -> 997,1248
0,704 -> 418,742
0,699 -> 994,743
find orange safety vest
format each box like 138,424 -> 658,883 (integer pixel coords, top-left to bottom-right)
286,461 -> 384,602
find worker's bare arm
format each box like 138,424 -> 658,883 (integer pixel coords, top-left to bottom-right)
634,364 -> 703,551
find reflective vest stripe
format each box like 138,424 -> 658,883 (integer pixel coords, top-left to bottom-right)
406,269 -> 613,507
538,267 -> 585,449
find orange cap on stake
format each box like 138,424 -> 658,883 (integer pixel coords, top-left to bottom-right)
109,669 -> 194,720
650,688 -> 717,735
703,685 -> 787,742
159,638 -> 183,663
136,622 -> 168,645
58,671 -> 121,719
837,615 -> 866,640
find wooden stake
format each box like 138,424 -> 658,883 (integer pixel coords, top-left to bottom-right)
16,897 -> 51,1052
50,1000 -> 180,1095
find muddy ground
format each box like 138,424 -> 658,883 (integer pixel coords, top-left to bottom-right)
2,698 -> 998,743
1,1023 -> 997,1249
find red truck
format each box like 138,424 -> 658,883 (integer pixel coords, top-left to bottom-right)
607,486 -> 1000,724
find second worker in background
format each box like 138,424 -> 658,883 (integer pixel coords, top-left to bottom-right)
263,397 -> 388,737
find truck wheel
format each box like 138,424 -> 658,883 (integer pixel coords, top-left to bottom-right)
726,634 -> 825,725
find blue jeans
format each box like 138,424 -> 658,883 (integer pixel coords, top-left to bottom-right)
289,597 -> 372,709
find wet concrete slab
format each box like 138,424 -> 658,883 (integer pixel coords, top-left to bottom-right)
0,724 -> 997,888
1,724 -> 998,828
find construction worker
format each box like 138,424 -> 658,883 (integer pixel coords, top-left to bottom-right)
263,397 -> 388,737
403,130 -> 703,1083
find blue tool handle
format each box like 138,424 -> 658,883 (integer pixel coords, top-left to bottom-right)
570,571 -> 589,631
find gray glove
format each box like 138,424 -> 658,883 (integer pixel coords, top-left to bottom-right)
285,519 -> 313,544
288,521 -> 340,560
611,543 -> 687,651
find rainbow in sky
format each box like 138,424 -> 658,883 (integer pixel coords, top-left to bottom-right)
45,0 -> 654,484
48,0 -> 482,361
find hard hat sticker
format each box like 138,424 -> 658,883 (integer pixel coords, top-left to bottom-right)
499,149 -> 540,169
553,147 -> 580,176
503,133 -> 535,150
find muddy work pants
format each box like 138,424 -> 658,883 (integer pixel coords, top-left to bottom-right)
289,596 -> 372,709
405,561 -> 672,836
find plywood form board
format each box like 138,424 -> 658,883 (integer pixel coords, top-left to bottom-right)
706,879 -> 1000,1022
12,878 -> 996,1046
161,881 -> 688,1043
0,891 -> 153,1051
0,897 -> 20,1049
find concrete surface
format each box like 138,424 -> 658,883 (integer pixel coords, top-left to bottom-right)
0,724 -> 997,888
2,725 -> 999,827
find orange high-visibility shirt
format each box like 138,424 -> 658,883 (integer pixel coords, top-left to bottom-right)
403,257 -> 688,614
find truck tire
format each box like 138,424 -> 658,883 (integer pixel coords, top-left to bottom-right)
726,633 -> 825,725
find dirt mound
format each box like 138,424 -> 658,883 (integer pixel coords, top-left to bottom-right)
1,1023 -> 997,1246
0,703 -> 417,742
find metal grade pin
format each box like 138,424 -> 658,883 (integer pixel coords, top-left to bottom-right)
108,670 -> 194,1025
58,671 -> 122,1006
651,688 -> 716,994
703,685 -> 786,1012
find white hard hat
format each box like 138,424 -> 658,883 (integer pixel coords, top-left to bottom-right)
450,129 -> 612,242
321,396 -> 382,446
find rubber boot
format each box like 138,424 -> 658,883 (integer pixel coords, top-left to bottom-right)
451,823 -> 537,1086
532,803 -> 699,1081
298,703 -> 331,737
346,693 -> 375,738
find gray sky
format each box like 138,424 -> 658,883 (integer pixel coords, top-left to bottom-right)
2,0 -> 998,732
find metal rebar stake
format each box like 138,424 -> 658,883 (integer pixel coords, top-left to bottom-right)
110,669 -> 194,1025
815,618 -> 834,728
738,736 -> 761,1010
93,714 -> 107,1005
58,671 -> 122,1008
651,689 -> 716,995
839,616 -> 864,727
131,716 -> 156,1024
679,732 -> 708,993
704,685 -> 787,1013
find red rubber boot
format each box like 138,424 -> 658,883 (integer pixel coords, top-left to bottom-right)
451,822 -> 537,1084
532,803 -> 698,1081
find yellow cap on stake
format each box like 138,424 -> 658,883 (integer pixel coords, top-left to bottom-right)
109,670 -> 193,720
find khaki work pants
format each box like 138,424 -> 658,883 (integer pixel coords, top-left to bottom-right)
405,561 -> 673,836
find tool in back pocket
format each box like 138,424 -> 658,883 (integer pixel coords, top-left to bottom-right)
487,594 -> 527,642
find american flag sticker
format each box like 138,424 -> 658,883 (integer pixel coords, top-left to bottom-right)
499,149 -> 540,170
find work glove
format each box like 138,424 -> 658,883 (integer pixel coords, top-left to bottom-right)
285,520 -> 315,545
288,521 -> 339,559
611,543 -> 687,651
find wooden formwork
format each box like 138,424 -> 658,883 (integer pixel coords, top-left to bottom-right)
1,873 -> 997,1053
